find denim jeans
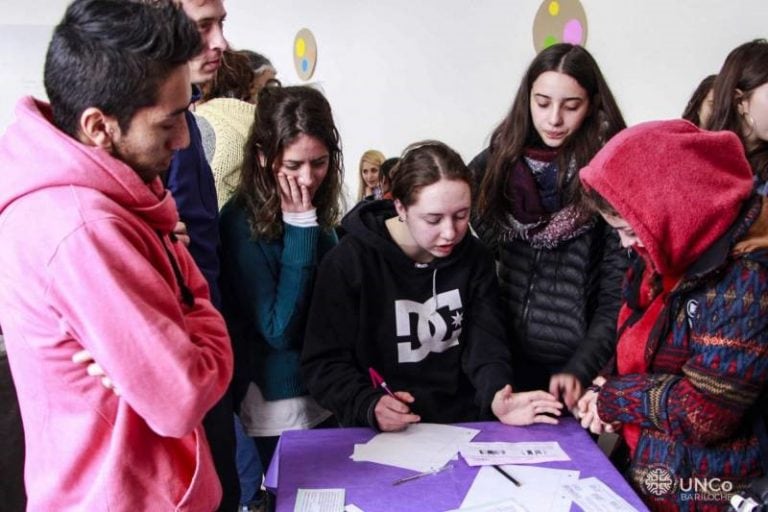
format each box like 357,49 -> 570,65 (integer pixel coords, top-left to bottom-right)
234,415 -> 264,507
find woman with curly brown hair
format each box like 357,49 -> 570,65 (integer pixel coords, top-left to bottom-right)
219,85 -> 344,473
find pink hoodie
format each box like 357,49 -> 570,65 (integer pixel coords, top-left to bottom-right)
0,97 -> 233,511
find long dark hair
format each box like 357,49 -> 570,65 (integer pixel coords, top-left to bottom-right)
682,74 -> 716,127
234,86 -> 344,240
201,50 -> 255,102
476,44 -> 625,227
707,39 -> 768,181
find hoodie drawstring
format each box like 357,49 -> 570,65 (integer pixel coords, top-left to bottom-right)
157,230 -> 195,308
431,268 -> 438,314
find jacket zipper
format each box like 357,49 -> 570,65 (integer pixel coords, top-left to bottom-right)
521,249 -> 542,330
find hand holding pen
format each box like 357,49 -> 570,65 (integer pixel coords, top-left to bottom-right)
369,367 -> 420,432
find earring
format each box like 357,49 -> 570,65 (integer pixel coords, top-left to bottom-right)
743,111 -> 756,128
398,216 -> 404,222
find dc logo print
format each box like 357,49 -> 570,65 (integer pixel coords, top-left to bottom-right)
394,290 -> 463,363
643,464 -> 676,497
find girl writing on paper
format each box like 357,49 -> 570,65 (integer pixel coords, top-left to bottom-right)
302,141 -> 563,432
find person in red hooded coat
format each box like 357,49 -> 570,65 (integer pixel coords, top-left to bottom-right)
577,119 -> 768,511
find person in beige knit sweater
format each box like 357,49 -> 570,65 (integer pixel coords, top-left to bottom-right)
196,49 -> 278,209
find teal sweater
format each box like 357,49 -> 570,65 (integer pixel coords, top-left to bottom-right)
219,200 -> 337,401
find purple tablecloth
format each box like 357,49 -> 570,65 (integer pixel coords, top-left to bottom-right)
266,418 -> 648,511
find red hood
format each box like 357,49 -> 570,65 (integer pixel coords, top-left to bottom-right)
580,119 -> 753,276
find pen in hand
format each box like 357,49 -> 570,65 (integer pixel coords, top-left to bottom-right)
493,465 -> 522,487
368,367 -> 405,403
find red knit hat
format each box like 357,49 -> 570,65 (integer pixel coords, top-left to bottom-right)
580,119 -> 753,276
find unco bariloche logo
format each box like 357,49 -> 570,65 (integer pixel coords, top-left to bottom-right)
643,464 -> 676,497
395,290 -> 463,363
642,464 -> 736,504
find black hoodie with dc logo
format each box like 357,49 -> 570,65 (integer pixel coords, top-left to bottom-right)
301,200 -> 515,428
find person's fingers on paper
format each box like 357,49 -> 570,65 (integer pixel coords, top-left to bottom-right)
532,411 -> 560,425
529,397 -> 563,425
525,389 -> 563,404
532,399 -> 563,417
492,388 -> 561,426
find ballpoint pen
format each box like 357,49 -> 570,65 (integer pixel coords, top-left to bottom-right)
493,464 -> 522,487
368,367 -> 405,403
392,464 -> 453,486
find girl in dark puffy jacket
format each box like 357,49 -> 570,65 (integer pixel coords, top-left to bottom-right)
471,43 -> 627,411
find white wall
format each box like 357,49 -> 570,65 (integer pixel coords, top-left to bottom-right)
2,1 -> 767,207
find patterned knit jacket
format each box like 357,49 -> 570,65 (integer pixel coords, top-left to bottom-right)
597,200 -> 768,511
578,120 -> 768,512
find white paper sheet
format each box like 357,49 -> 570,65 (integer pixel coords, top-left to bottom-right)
294,488 -> 345,512
445,497 -> 530,512
460,442 -> 570,466
351,423 -> 480,472
459,465 -> 579,512
562,477 -> 640,512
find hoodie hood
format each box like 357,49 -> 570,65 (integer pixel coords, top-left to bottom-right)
580,119 -> 753,276
0,97 -> 178,233
341,199 -> 472,272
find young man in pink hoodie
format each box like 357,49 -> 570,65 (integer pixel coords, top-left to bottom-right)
0,0 -> 233,510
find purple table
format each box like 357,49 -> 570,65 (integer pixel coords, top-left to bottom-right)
266,418 -> 648,511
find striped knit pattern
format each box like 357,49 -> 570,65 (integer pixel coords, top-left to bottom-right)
194,98 -> 256,209
598,250 -> 768,511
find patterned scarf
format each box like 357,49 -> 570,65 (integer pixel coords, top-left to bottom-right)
615,252 -> 680,455
496,148 -> 595,249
